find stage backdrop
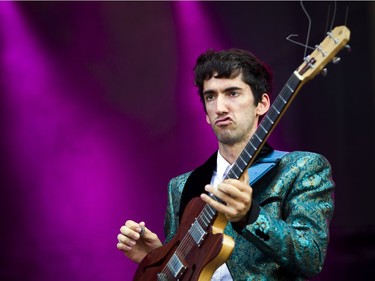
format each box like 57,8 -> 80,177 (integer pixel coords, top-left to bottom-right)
0,1 -> 374,280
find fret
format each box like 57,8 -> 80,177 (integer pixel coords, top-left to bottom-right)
260,124 -> 268,134
286,83 -> 294,93
243,147 -> 253,159
250,141 -> 257,151
239,155 -> 247,166
272,104 -> 280,115
198,216 -> 207,229
254,132 -> 262,142
279,94 -> 287,104
234,161 -> 244,173
201,211 -> 210,227
244,142 -> 255,157
230,169 -> 240,179
206,205 -> 216,218
255,128 -> 266,141
265,114 -> 274,124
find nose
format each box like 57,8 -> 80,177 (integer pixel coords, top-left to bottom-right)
215,95 -> 228,115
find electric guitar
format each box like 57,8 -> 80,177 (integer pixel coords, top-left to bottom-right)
133,25 -> 350,281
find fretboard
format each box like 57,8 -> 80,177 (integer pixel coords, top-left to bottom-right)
226,72 -> 302,180
160,72 -> 303,279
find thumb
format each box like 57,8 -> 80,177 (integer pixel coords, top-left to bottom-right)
241,169 -> 249,184
138,221 -> 146,237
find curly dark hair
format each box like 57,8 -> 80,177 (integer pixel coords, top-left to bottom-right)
194,49 -> 273,108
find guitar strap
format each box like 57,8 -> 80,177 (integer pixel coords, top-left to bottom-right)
178,144 -> 288,222
248,149 -> 288,185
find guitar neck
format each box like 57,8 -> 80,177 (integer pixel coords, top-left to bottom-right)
164,73 -> 305,276
136,26 -> 351,281
226,72 -> 303,180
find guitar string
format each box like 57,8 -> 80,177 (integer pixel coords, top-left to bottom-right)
159,74 -> 301,279
329,1 -> 337,31
299,0 -> 312,60
163,27 -> 351,279
160,76 -> 304,280
160,204 -> 215,278
162,206 -> 213,278
159,77 -> 301,279
158,74 -> 304,281
155,25 -> 349,280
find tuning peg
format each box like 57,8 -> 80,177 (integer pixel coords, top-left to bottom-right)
332,57 -> 341,64
345,44 -> 352,52
321,68 -> 328,77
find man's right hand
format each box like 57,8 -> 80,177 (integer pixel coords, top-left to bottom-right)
117,220 -> 162,263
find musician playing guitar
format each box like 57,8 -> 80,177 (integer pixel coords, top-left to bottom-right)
117,48 -> 335,280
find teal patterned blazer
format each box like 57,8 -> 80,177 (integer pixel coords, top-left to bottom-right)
163,150 -> 334,280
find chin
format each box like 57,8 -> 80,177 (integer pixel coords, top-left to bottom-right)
217,135 -> 238,145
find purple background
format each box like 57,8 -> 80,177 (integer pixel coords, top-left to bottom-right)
1,1 -> 374,280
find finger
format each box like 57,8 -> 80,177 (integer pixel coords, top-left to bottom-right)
116,240 -> 132,251
200,193 -> 230,213
120,224 -> 141,240
125,220 -> 143,231
216,182 -> 251,210
201,192 -> 248,220
217,182 -> 243,199
126,220 -> 147,237
204,184 -> 236,207
117,233 -> 137,247
223,178 -> 250,192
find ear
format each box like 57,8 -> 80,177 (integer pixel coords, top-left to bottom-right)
256,93 -> 270,116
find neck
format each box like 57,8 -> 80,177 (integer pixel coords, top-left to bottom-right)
218,139 -> 248,164
218,123 -> 259,164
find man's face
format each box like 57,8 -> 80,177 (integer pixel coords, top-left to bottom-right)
203,73 -> 267,147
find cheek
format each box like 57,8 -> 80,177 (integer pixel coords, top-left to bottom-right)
205,114 -> 211,125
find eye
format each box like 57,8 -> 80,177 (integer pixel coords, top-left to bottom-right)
229,91 -> 239,97
204,94 -> 215,101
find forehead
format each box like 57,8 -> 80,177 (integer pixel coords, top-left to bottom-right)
203,73 -> 249,93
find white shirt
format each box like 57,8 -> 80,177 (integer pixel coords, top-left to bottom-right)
210,152 -> 233,281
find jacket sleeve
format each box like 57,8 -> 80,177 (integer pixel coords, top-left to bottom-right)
163,172 -> 192,244
238,152 -> 335,278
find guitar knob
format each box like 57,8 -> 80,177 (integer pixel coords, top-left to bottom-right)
345,44 -> 352,52
332,57 -> 341,64
321,68 -> 328,77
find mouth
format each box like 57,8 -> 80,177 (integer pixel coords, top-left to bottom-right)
215,116 -> 232,126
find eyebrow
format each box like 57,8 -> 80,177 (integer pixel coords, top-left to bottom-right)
203,86 -> 243,96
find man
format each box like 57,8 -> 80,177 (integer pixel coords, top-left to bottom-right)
117,49 -> 334,280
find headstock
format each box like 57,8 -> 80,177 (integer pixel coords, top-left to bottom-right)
295,26 -> 351,82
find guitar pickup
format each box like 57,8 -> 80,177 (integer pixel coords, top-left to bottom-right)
189,219 -> 207,247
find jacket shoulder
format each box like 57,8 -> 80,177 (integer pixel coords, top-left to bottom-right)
167,171 -> 193,195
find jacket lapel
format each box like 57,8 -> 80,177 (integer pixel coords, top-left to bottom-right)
178,143 -> 275,222
178,151 -> 217,223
